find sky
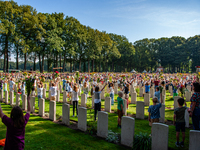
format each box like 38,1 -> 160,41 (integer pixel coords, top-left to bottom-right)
12,0 -> 200,43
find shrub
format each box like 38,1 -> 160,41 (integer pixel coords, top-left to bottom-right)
136,88 -> 139,94
132,132 -> 151,150
106,130 -> 120,144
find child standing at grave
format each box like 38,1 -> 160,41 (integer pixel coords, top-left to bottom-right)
117,91 -> 124,128
148,92 -> 163,134
0,94 -> 31,149
50,83 -> 57,101
154,87 -> 161,102
145,82 -> 150,93
83,82 -> 89,103
173,98 -> 188,147
93,83 -> 107,121
72,84 -> 79,117
37,84 -> 43,107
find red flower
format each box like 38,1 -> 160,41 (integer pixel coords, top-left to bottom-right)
55,71 -> 59,74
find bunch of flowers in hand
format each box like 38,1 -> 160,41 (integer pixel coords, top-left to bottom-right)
55,71 -> 59,78
159,85 -> 163,93
40,75 -> 45,82
109,76 -> 112,82
179,84 -> 185,98
97,77 -> 100,83
24,76 -> 35,96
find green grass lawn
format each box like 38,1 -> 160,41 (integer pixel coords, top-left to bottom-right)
0,82 -> 193,150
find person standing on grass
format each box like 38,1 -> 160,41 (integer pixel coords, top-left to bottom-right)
37,84 -> 43,107
154,87 -> 161,102
189,82 -> 200,130
9,78 -> 15,97
109,83 -> 114,105
72,84 -> 79,117
83,82 -> 89,103
0,94 -> 31,150
173,98 -> 188,147
50,82 -> 57,101
117,91 -> 124,128
148,92 -> 163,135
93,83 -> 107,121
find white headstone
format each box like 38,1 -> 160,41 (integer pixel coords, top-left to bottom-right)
131,92 -> 137,104
144,93 -> 150,106
81,94 -> 86,107
136,101 -> 144,119
16,93 -> 20,106
10,91 -> 14,105
5,91 -> 8,104
121,116 -> 135,147
49,101 -> 56,121
97,111 -> 108,138
159,104 -> 165,123
152,123 -> 169,150
150,88 -> 155,98
56,90 -> 60,102
39,98 -> 45,117
185,91 -> 192,102
189,130 -> 200,150
62,103 -> 70,126
78,107 -> 87,132
22,95 -> 27,110
63,91 -> 67,103
30,96 -> 35,113
43,88 -> 46,99
139,87 -> 144,97
105,97 -> 111,113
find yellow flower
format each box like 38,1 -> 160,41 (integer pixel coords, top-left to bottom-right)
198,72 -> 200,76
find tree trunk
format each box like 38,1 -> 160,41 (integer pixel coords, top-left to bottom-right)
16,45 -> 19,69
60,54 -> 61,68
42,54 -> 44,73
38,53 -> 41,72
88,58 -> 90,73
56,54 -> 58,68
24,53 -> 27,70
79,57 -> 81,72
3,44 -> 7,72
92,59 -> 94,72
63,54 -> 66,72
33,54 -> 36,71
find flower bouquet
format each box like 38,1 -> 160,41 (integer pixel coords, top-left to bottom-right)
40,75 -> 45,82
179,84 -> 185,97
55,71 -> 59,78
109,76 -> 112,82
24,76 -> 35,96
159,85 -> 163,93
23,72 -> 27,76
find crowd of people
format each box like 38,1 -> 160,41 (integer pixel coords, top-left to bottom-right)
0,71 -> 200,149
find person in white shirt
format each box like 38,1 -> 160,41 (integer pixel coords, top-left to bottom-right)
37,84 -> 43,106
72,84 -> 79,117
93,83 -> 107,121
9,78 -> 15,96
21,81 -> 25,99
50,83 -> 57,101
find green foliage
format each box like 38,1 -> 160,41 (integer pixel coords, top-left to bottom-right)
87,121 -> 97,135
106,130 -> 120,144
132,132 -> 151,150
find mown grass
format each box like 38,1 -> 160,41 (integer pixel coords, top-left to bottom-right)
0,81 -> 192,150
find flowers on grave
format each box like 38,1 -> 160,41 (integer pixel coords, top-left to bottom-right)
121,75 -> 126,81
109,76 -> 112,82
55,71 -> 59,78
24,76 -> 35,96
23,72 -> 27,76
179,84 -> 185,97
